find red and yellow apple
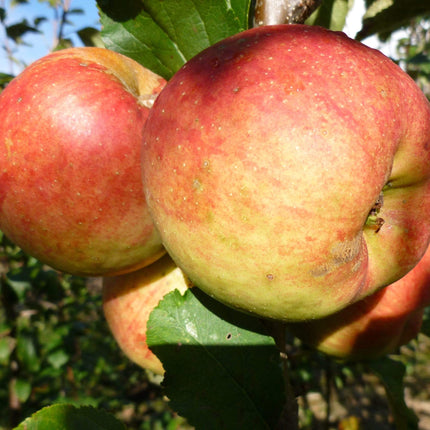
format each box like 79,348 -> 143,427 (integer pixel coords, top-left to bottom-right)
0,47 -> 166,276
102,254 -> 189,375
288,245 -> 430,360
141,24 -> 430,322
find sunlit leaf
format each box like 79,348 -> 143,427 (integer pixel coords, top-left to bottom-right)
98,0 -> 252,79
306,0 -> 353,31
148,289 -> 285,430
47,349 -> 70,369
14,404 -> 126,430
13,379 -> 32,403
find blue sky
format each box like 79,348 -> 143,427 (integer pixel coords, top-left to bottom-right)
1,0 -> 100,75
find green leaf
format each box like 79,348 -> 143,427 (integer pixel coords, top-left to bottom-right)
306,0 -> 353,31
68,8 -> 84,15
47,349 -> 70,369
34,16 -> 48,27
77,27 -> 104,48
147,289 -> 285,430
6,20 -> 40,42
0,336 -> 16,365
0,73 -> 14,90
13,379 -> 32,403
367,357 -> 419,430
98,0 -> 252,79
5,266 -> 35,301
14,404 -> 126,430
16,333 -> 41,373
357,0 -> 430,41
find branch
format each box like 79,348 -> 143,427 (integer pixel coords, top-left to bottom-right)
266,321 -> 300,430
253,0 -> 322,26
51,0 -> 71,50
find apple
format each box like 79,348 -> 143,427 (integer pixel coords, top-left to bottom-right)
288,245 -> 430,360
141,24 -> 430,322
0,47 -> 166,276
102,254 -> 189,375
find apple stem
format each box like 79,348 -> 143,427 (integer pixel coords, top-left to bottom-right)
253,0 -> 322,26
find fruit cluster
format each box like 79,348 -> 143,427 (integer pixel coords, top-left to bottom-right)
1,25 -> 430,374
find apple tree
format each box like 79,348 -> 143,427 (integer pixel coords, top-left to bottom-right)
2,0 -> 430,429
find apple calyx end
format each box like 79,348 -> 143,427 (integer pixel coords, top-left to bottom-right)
365,192 -> 385,233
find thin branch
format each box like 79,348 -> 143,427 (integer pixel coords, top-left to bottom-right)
51,0 -> 71,50
266,321 -> 300,430
253,0 -> 322,26
57,0 -> 71,43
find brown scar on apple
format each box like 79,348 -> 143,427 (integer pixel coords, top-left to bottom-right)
311,235 -> 362,277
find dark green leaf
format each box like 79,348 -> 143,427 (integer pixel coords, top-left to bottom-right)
407,53 -> 430,74
77,27 -> 104,47
98,0 -> 252,79
6,265 -> 40,300
16,333 -> 40,373
421,315 -> 430,338
68,8 -> 84,15
0,72 -> 15,90
357,0 -> 430,41
34,16 -> 48,27
306,0 -> 352,31
367,357 -> 419,430
147,289 -> 285,430
13,404 -> 126,430
6,21 -> 40,42
0,8 -> 6,23
0,336 -> 15,365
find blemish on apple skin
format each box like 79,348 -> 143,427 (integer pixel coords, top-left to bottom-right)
192,178 -> 203,192
266,273 -> 274,281
311,236 -> 362,277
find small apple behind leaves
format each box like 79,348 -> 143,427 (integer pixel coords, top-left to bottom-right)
288,246 -> 430,361
102,254 -> 189,375
0,47 -> 166,276
141,24 -> 430,322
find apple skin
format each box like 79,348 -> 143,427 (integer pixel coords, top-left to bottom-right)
102,254 -> 189,375
141,24 -> 430,322
288,245 -> 430,361
0,47 -> 166,276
